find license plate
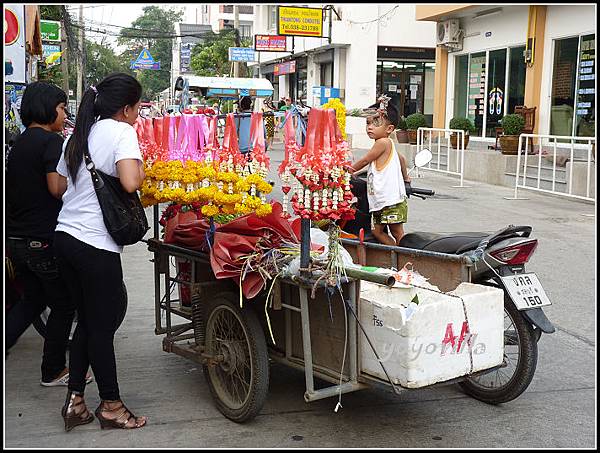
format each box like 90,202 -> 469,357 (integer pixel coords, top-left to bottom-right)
501,273 -> 552,310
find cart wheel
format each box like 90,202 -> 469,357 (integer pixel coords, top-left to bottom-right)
458,294 -> 538,404
202,293 -> 269,423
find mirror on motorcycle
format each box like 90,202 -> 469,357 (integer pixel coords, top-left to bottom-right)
414,149 -> 433,168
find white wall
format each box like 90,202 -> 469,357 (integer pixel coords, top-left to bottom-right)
377,4 -> 436,48
539,4 -> 596,136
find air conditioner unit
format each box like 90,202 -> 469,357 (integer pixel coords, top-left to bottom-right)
437,19 -> 462,46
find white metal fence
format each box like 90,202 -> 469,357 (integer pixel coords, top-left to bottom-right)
416,127 -> 467,187
508,134 -> 596,202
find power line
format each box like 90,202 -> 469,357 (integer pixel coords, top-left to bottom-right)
347,6 -> 399,25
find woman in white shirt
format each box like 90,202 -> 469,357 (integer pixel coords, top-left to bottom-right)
53,73 -> 147,431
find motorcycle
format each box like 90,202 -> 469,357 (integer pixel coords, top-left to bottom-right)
342,149 -> 555,403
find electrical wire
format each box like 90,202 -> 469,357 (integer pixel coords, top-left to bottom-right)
347,5 -> 399,25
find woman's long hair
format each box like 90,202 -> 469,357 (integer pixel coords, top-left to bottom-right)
65,73 -> 142,183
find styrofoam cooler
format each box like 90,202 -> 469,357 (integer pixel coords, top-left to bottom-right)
359,281 -> 504,388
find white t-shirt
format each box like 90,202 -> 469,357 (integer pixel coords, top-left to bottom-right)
56,118 -> 142,253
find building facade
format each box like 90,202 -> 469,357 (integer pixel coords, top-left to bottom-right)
417,4 -> 596,143
251,4 -> 437,147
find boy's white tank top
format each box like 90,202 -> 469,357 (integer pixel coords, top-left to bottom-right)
367,138 -> 406,212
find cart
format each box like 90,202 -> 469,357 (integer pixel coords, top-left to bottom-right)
145,206 -> 508,423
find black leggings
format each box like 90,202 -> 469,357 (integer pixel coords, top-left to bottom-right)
54,231 -> 126,400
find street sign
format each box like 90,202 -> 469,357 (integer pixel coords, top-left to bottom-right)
228,47 -> 257,62
130,48 -> 161,70
254,34 -> 287,52
42,43 -> 61,65
278,6 -> 323,37
40,20 -> 61,42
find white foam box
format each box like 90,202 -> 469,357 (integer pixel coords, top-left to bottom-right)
359,281 -> 504,388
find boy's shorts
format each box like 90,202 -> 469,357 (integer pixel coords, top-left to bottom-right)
372,200 -> 408,226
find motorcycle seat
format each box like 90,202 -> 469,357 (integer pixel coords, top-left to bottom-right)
399,232 -> 489,254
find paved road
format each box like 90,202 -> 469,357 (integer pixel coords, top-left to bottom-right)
4,145 -> 596,448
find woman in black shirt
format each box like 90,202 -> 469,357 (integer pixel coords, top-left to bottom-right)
6,82 -> 91,389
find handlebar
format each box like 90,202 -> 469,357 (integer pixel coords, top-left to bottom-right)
405,182 -> 435,199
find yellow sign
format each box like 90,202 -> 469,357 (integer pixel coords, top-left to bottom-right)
278,6 -> 323,37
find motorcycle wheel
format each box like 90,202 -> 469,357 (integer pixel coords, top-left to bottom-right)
34,281 -> 129,340
458,293 -> 538,404
202,292 -> 269,423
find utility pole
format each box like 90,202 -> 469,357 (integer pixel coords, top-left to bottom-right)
60,6 -> 70,103
76,4 -> 84,106
233,4 -> 240,78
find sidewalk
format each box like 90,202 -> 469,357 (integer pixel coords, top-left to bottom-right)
4,165 -> 596,448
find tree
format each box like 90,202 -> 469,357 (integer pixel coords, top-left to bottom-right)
190,29 -> 252,77
85,41 -> 134,86
118,6 -> 184,101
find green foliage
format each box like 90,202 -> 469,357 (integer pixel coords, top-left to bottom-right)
449,117 -> 475,133
396,116 -> 407,130
501,114 -> 525,136
405,113 -> 427,130
40,5 -> 61,21
190,29 -> 252,77
118,6 -> 184,101
85,41 -> 134,86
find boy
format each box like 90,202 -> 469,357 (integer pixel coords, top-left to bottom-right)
351,98 -> 410,246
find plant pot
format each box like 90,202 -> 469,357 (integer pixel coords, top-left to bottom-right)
499,135 -> 521,154
450,133 -> 469,150
396,129 -> 409,143
407,129 -> 418,145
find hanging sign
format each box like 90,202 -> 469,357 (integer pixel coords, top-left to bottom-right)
228,47 -> 257,62
254,34 -> 287,52
5,5 -> 26,83
278,6 -> 323,37
130,48 -> 161,70
274,60 -> 296,76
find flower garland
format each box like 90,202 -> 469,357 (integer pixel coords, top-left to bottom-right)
137,113 -> 273,218
279,108 -> 355,222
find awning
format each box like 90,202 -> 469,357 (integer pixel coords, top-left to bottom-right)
181,76 -> 274,98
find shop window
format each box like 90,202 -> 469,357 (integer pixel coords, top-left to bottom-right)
467,52 -> 486,137
550,37 -> 579,137
454,55 -> 469,118
507,46 -> 526,115
485,49 -> 507,138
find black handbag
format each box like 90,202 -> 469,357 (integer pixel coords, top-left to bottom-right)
83,150 -> 149,246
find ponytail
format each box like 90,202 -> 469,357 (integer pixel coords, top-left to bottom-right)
65,88 -> 97,183
64,72 -> 142,184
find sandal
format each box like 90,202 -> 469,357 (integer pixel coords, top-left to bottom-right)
61,391 -> 94,432
95,400 -> 147,430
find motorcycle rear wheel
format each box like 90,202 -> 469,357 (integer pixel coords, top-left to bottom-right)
458,294 -> 538,404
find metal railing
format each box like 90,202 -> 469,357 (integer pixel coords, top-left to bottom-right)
416,127 -> 468,187
508,134 -> 595,202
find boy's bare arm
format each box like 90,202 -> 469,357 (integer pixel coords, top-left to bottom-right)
398,153 -> 410,182
351,139 -> 387,174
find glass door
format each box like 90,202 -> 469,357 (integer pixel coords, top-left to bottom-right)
485,49 -> 507,137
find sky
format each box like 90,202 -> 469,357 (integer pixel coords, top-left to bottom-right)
65,4 -> 192,54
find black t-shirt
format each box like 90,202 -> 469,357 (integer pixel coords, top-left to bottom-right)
6,127 -> 64,241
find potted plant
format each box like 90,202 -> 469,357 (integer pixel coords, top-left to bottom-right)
448,117 -> 475,149
405,113 -> 427,144
499,114 -> 525,155
395,116 -> 408,143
